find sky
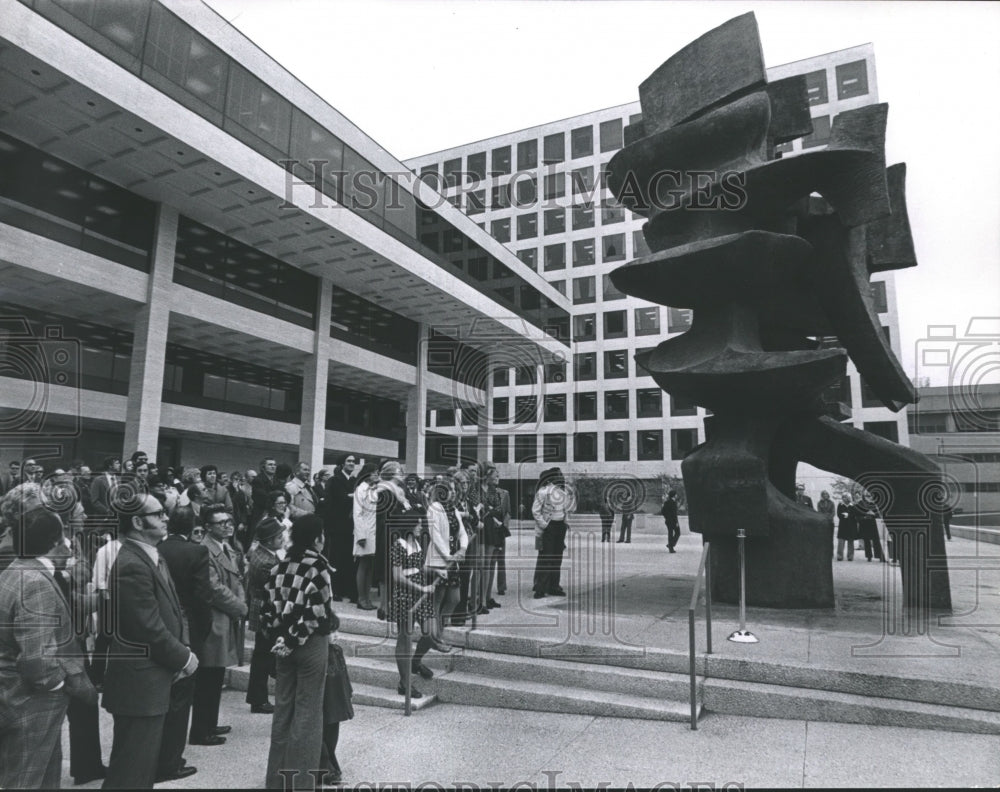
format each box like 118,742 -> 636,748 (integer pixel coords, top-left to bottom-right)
206,0 -> 1000,389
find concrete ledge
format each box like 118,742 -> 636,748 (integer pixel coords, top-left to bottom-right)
950,525 -> 1000,545
703,677 -> 1000,735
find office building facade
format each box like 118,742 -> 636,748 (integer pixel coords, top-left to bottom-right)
0,0 -> 569,475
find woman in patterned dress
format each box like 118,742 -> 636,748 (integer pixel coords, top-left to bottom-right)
378,461 -> 436,697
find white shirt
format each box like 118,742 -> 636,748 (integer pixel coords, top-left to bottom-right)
92,539 -> 122,590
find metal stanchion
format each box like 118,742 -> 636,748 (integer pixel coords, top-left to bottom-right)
728,526 -> 758,643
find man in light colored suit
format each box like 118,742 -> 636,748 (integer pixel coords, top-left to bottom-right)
189,503 -> 247,746
286,461 -> 318,518
102,494 -> 198,789
0,508 -> 96,789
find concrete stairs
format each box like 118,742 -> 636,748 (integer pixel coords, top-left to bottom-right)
227,612 -> 1000,733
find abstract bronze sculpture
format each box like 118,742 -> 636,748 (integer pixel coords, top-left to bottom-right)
609,13 -> 952,611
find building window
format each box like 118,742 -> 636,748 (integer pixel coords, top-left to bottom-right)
604,390 -> 629,420
467,190 -> 485,214
802,115 -> 832,149
859,375 -> 881,408
491,145 -> 511,176
604,310 -> 627,339
635,347 -> 656,377
544,394 -> 567,422
599,118 -> 624,152
514,434 -> 538,463
864,421 -> 899,443
545,361 -> 567,384
574,392 -> 598,421
633,230 -> 650,257
443,157 -> 462,188
602,233 -> 626,262
604,350 -> 628,379
551,280 -> 566,296
467,152 -> 486,182
543,243 -> 566,271
515,176 -> 537,207
603,274 -> 626,301
543,172 -> 565,201
574,432 -> 598,462
836,60 -> 869,100
492,435 -> 509,463
517,139 -> 538,171
574,314 -> 596,342
668,307 -> 693,332
805,69 -> 828,105
870,281 -> 888,313
491,183 -> 510,209
515,395 -> 538,424
605,431 -> 630,461
637,388 -> 662,418
601,205 -> 625,225
634,307 -> 660,336
573,239 -> 596,267
494,368 -> 509,386
493,397 -> 509,424
226,62 -> 292,154
775,141 -> 793,156
573,204 -> 595,230
543,434 -> 567,462
517,213 -> 538,240
491,217 -> 511,243
571,125 -> 594,159
437,409 -> 455,427
671,428 -> 699,460
571,166 -> 595,195
573,276 -> 596,304
575,352 -> 597,381
638,430 -> 664,460
515,364 -> 536,385
461,407 -> 478,426
544,208 -> 565,235
671,394 -> 698,416
517,248 -> 537,271
543,133 -> 565,164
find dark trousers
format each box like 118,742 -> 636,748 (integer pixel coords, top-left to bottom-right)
104,713 -> 165,789
157,674 -> 194,776
533,520 -> 567,594
864,536 -> 885,561
495,539 -> 507,592
600,517 -> 613,542
68,657 -> 104,780
618,514 -> 633,542
247,629 -> 274,706
666,520 -> 681,550
189,666 -> 225,741
328,524 -> 357,601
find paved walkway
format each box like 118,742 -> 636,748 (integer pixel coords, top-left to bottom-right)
62,518 -> 1000,788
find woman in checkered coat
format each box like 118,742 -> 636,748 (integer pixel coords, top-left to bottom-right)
261,514 -> 339,789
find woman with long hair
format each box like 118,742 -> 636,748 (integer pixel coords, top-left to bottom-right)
424,476 -> 467,652
262,514 -> 341,789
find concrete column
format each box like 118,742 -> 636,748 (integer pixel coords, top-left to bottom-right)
405,323 -> 428,473
476,353 -> 493,461
122,205 -> 177,461
299,278 -> 332,472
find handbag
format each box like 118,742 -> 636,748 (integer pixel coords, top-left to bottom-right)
323,643 -> 354,723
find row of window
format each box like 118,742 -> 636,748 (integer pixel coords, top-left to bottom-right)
491,429 -> 698,464
421,118 -> 627,188
449,166 -> 611,213
490,389 -> 697,424
803,60 -> 870,107
487,204 -> 626,243
908,410 -> 1000,434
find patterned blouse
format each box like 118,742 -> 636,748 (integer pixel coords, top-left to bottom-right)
262,548 -> 338,650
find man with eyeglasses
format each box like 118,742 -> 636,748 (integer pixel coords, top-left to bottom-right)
189,504 -> 247,747
102,494 -> 198,789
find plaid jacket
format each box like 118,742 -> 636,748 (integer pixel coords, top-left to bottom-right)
262,548 -> 337,650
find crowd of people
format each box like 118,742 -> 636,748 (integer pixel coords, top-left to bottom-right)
0,450 -> 578,790
796,484 -> 901,563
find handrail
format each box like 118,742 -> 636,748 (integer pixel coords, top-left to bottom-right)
687,541 -> 713,730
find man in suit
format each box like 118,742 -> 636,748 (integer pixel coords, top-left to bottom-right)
0,508 -> 97,789
89,457 -> 121,519
250,457 -> 278,529
323,454 -> 357,601
102,493 -> 198,789
0,459 -> 20,496
189,503 -> 247,746
286,461 -> 318,519
155,506 -> 212,782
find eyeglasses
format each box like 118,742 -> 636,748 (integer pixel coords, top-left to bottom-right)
209,518 -> 234,527
191,528 -> 205,536
140,509 -> 166,520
